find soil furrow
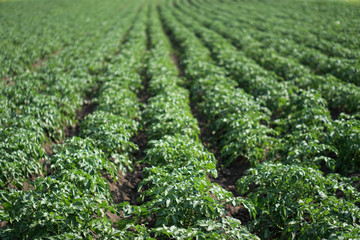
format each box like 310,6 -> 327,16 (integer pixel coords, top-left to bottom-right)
161,16 -> 246,198
158,11 -> 254,226
107,7 -> 151,208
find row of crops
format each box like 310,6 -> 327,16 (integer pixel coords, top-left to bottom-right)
1,0 -> 359,239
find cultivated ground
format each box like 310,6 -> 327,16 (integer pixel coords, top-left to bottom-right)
1,0 -> 359,239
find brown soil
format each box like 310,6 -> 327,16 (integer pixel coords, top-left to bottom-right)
138,86 -> 152,106
104,164 -> 145,205
105,210 -> 122,225
210,159 -> 250,197
64,99 -> 98,138
2,76 -> 14,86
21,180 -> 34,191
0,221 -> 8,229
141,215 -> 157,229
170,52 -> 184,77
7,176 -> 36,191
40,158 -> 53,176
42,142 -> 54,157
329,106 -> 343,120
63,124 -> 79,139
0,204 -> 4,223
31,57 -> 47,69
77,98 -> 99,121
131,130 -> 148,161
89,228 -> 99,239
225,203 -> 251,225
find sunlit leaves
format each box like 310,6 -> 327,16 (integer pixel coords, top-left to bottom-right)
237,163 -> 360,239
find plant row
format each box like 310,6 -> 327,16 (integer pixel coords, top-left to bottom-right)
0,3 -> 147,239
177,0 -> 360,114
160,2 -> 360,239
0,1 -> 142,191
115,4 -> 258,239
171,1 -> 360,176
193,0 -> 360,86
0,0 -> 136,78
207,0 -> 360,53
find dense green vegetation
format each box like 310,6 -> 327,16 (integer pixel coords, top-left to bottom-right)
1,0 -> 359,239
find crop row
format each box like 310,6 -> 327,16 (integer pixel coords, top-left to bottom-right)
160,2 -> 360,239
171,0 -> 360,176
176,0 -> 360,114
209,0 -> 360,52
0,0 -> 136,79
116,4 -> 258,239
191,0 -> 360,87
1,0 -> 359,239
0,2 -> 146,238
0,1 -> 141,190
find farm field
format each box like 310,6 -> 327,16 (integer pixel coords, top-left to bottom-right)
0,0 -> 359,239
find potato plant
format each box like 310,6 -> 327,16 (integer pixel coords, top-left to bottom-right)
1,0 -> 359,239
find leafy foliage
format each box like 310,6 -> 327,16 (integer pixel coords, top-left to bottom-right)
1,0 -> 359,239
0,178 -> 117,239
237,163 -> 360,239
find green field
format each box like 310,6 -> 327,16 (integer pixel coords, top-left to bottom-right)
1,0 -> 359,239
